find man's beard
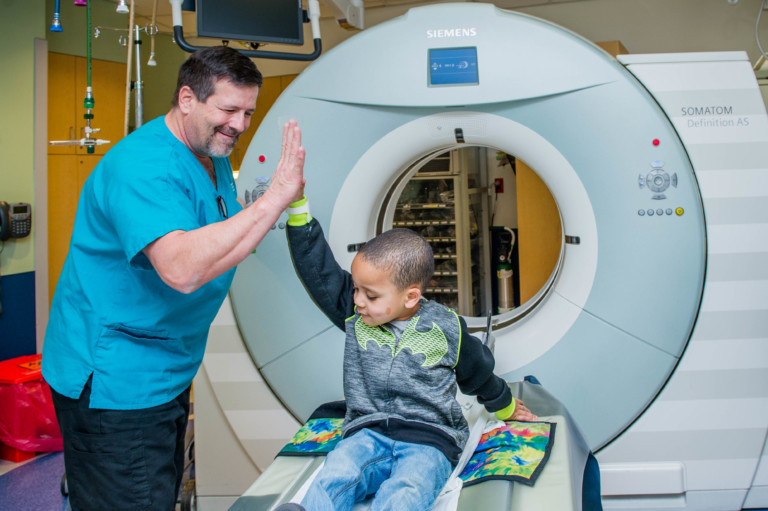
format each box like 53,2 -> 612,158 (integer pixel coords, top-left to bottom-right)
203,126 -> 241,157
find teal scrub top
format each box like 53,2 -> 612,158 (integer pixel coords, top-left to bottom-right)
42,116 -> 244,410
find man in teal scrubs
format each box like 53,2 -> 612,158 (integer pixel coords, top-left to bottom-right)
42,46 -> 305,510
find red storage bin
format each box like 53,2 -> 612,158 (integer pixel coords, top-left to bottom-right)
0,354 -> 62,462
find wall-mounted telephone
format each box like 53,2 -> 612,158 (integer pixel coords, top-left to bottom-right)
0,201 -> 32,241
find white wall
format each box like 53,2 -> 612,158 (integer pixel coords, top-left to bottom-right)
249,0 -> 768,77
487,151 -> 519,229
513,0 -> 766,59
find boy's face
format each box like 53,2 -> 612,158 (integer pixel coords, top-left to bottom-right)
351,255 -> 421,326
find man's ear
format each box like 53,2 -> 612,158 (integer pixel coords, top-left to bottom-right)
404,286 -> 422,308
177,85 -> 196,114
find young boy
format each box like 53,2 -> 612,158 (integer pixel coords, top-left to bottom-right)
283,196 -> 537,511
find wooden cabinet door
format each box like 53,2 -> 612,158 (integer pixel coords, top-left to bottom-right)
74,58 -> 126,155
516,160 -> 562,304
229,75 -> 296,171
47,54 -> 126,301
47,155 -> 99,302
48,52 -> 78,155
48,53 -> 126,156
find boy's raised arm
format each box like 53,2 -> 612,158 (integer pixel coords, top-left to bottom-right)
286,210 -> 356,329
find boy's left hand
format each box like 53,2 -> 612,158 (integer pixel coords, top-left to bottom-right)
505,398 -> 538,422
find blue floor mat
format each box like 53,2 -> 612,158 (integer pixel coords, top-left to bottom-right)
0,453 -> 67,511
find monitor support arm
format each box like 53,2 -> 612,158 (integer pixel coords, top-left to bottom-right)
169,0 -> 323,61
323,0 -> 364,30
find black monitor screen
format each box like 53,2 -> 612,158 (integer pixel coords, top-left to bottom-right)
196,0 -> 304,46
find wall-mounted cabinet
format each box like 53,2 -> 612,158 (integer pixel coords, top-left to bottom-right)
47,53 -> 127,303
47,52 -> 125,156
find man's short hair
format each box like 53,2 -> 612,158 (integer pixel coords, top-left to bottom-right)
358,228 -> 434,291
172,46 -> 263,106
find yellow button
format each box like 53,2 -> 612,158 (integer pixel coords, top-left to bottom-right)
675,207 -> 684,216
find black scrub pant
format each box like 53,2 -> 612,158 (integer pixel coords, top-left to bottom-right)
51,376 -> 191,511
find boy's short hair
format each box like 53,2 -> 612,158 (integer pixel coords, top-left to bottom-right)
358,228 -> 434,291
172,45 -> 263,106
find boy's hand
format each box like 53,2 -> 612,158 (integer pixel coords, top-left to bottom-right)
505,398 -> 538,422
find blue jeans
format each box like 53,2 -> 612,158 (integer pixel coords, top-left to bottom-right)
301,428 -> 452,511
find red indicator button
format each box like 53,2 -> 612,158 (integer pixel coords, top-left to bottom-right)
259,155 -> 266,163
652,139 -> 660,146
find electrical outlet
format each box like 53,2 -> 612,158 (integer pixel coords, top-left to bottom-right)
494,178 -> 504,193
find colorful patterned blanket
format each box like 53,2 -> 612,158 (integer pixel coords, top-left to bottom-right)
277,416 -> 555,486
459,420 -> 555,486
278,418 -> 345,456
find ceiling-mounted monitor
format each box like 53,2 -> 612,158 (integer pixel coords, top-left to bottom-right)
196,0 -> 304,46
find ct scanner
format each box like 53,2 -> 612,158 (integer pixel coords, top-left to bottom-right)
193,3 -> 768,510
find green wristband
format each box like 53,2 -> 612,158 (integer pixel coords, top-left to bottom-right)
495,399 -> 517,421
287,196 -> 312,226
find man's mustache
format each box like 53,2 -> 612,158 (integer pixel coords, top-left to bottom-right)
215,126 -> 241,138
